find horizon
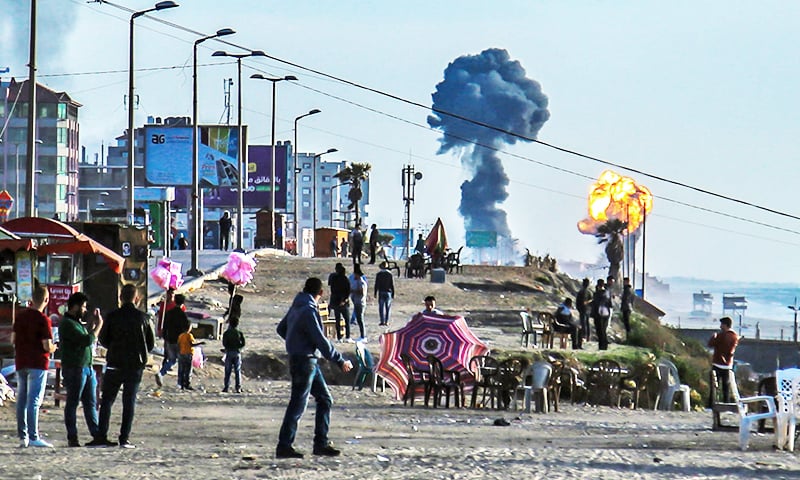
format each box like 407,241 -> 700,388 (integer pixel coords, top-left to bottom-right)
1,1 -> 799,283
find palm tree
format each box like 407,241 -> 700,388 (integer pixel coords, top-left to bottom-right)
596,218 -> 628,288
333,162 -> 371,226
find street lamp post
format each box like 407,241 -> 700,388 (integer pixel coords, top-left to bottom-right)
293,109 -> 321,238
789,298 -> 799,344
312,148 -> 338,237
187,27 -> 235,277
212,50 -> 266,251
250,74 -> 298,249
127,1 -> 179,226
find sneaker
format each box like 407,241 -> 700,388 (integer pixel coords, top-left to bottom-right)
235,387 -> 242,393
184,385 -> 195,391
29,438 -> 54,448
345,338 -> 355,343
86,438 -> 118,448
275,445 -> 304,459
68,438 -> 81,448
119,441 -> 136,449
313,443 -> 341,456
19,438 -> 28,448
221,388 -> 229,393
154,372 -> 163,387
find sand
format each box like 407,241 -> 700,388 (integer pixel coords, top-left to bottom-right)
1,255 -> 798,479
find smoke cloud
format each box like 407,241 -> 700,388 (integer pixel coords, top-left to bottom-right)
428,48 -> 549,238
0,0 -> 79,77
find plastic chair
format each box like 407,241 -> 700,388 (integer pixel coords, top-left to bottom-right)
656,359 -> 691,411
586,359 -> 622,406
774,368 -> 800,451
400,353 -> 428,407
424,354 -> 464,408
516,361 -> 552,413
352,341 -> 385,392
468,355 -> 499,409
726,369 -> 778,450
519,311 -> 539,348
536,311 -> 555,349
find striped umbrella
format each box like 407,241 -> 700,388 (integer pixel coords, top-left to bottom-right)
376,312 -> 489,401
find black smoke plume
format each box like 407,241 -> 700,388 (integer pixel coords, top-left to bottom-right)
428,48 -> 549,238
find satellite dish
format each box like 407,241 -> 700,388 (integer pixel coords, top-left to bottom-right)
414,172 -> 423,180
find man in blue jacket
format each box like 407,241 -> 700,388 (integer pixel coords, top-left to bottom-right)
276,277 -> 353,459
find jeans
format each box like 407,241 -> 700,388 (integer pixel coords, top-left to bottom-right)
331,303 -> 351,340
277,356 -> 333,450
351,300 -> 365,339
178,353 -> 193,388
622,309 -> 632,335
594,315 -> 610,350
224,351 -> 242,390
220,232 -> 230,251
62,366 -> 99,441
16,368 -> 48,441
159,343 -> 179,376
578,308 -> 590,340
378,292 -> 392,325
98,368 -> 143,443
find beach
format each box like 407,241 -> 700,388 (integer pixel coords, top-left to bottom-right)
1,255 -> 798,478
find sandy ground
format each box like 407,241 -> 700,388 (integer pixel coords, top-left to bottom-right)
1,255 -> 799,479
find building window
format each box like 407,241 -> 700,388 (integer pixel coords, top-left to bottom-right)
58,103 -> 67,119
322,175 -> 331,182
322,188 -> 330,195
302,163 -> 311,169
9,127 -> 26,143
57,127 -> 68,146
301,188 -> 311,195
302,175 -> 311,182
13,103 -> 28,118
39,103 -> 57,118
57,184 -> 67,201
302,201 -> 310,208
39,156 -> 56,171
57,156 -> 67,174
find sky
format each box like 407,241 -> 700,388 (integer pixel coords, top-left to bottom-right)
2,0 -> 800,284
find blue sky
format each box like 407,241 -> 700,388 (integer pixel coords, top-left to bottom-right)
3,0 -> 800,283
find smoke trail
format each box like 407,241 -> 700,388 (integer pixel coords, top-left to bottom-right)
0,0 -> 79,76
428,48 -> 549,237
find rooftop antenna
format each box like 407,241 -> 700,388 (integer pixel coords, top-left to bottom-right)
220,77 -> 233,125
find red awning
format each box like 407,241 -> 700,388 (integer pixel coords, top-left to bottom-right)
0,238 -> 34,253
37,235 -> 124,274
2,217 -> 83,238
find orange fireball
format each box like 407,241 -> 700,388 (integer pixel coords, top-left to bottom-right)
577,170 -> 653,235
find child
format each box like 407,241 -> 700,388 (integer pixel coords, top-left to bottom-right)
222,316 -> 246,393
177,324 -> 205,391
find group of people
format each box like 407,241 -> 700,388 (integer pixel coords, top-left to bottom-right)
550,276 -> 635,351
329,223 -> 383,267
13,284 -> 153,449
326,259 -> 396,342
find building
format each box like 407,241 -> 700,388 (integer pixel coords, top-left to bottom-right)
1,79 -> 81,220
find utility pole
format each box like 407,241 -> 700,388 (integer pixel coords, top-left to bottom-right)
401,165 -> 422,259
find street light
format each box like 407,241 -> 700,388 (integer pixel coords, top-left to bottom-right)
250,74 -> 298,249
312,148 -> 338,234
127,1 -> 179,226
10,139 -> 42,218
187,27 -> 236,277
293,109 -> 321,238
212,50 -> 267,250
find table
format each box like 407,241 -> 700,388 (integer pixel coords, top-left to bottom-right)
53,359 -> 106,407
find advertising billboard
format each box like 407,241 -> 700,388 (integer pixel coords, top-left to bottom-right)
144,125 -> 246,188
466,230 -> 498,248
174,144 -> 288,209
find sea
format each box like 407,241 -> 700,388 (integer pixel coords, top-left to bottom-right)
648,277 -> 800,341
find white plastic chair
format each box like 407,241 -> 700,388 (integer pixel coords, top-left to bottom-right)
774,368 -> 800,451
727,370 -> 778,450
516,361 -> 552,413
656,359 -> 691,412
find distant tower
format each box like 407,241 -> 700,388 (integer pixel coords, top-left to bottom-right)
222,78 -> 233,125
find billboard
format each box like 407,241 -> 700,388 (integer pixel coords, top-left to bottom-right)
144,125 -> 246,188
174,144 -> 288,209
466,230 -> 497,248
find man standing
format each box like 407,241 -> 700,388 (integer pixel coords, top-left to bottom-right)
350,222 -> 363,266
92,284 -> 155,449
327,263 -> 352,342
348,264 -> 368,341
219,210 -> 232,251
575,278 -> 592,342
374,262 -> 395,326
156,294 -> 190,387
620,277 -> 634,338
276,277 -> 353,459
368,224 -> 380,264
59,292 -> 103,447
590,279 -> 612,350
13,284 -> 56,448
708,317 -> 739,403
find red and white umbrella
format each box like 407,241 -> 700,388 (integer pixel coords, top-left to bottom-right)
376,312 -> 489,401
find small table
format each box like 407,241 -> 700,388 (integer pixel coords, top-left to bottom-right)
53,359 -> 106,407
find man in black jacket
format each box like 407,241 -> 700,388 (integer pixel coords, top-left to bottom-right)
90,284 -> 155,449
156,294 -> 189,386
327,263 -> 352,342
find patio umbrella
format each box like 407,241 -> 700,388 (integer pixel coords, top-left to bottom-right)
376,312 -> 489,401
424,217 -> 448,258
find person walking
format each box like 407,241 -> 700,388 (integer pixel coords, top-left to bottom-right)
222,316 -> 246,393
350,222 -> 363,266
708,316 -> 739,404
575,278 -> 592,342
92,284 -> 155,449
219,210 -> 232,251
590,279 -> 612,351
275,277 -> 353,459
13,284 -> 56,448
59,292 -> 103,447
620,277 -> 634,338
374,262 -> 395,326
348,264 -> 368,340
156,294 -> 190,387
327,263 -> 352,342
368,224 -> 380,264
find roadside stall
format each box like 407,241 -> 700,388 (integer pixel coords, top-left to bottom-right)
0,227 -> 35,358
